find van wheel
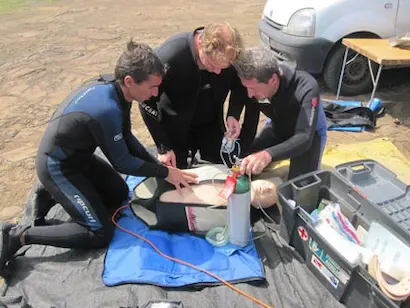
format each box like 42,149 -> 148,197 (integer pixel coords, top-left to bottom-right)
323,43 -> 375,96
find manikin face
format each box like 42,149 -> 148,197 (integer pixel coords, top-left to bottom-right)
251,180 -> 277,208
124,74 -> 162,102
240,74 -> 279,100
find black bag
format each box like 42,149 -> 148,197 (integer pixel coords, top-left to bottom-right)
322,101 -> 377,130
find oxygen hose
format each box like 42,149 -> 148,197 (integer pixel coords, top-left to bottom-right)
206,138 -> 274,249
111,203 -> 273,308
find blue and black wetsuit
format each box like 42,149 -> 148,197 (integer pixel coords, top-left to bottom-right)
25,77 -> 168,248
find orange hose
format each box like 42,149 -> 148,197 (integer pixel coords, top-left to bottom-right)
111,203 -> 273,308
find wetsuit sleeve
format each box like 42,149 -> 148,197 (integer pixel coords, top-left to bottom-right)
227,72 -> 260,154
227,70 -> 247,119
139,88 -> 173,152
121,103 -> 159,164
124,133 -> 158,163
261,84 -> 320,162
238,99 -> 260,155
88,107 -> 169,178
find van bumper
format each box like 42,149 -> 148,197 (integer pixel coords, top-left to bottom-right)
258,18 -> 333,75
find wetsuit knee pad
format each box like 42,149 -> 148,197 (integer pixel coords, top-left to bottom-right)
90,226 -> 115,248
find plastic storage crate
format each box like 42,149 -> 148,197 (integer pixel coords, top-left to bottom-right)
336,159 -> 410,234
276,169 -> 410,308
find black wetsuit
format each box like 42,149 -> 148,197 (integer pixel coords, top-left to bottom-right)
26,77 -> 168,249
139,27 -> 256,168
238,64 -> 328,180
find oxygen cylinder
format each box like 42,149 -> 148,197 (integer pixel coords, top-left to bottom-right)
227,174 -> 251,247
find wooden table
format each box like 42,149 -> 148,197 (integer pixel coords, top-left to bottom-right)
336,38 -> 410,102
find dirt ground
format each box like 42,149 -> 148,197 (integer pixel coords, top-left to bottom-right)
0,0 -> 409,221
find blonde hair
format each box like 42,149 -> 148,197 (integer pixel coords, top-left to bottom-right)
199,22 -> 243,63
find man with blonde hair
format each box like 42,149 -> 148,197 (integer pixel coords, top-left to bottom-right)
139,23 -> 256,168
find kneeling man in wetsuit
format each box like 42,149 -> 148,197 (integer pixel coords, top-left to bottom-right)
232,46 -> 328,179
0,41 -> 198,274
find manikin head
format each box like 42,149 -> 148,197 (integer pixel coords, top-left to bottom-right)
251,179 -> 278,208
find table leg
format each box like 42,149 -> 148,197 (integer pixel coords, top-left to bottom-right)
368,59 -> 383,103
336,47 -> 349,100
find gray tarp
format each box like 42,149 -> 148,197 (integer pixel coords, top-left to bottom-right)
0,203 -> 345,308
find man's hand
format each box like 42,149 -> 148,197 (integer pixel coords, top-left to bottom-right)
240,150 -> 272,175
165,167 -> 199,193
158,150 -> 176,168
226,116 -> 241,139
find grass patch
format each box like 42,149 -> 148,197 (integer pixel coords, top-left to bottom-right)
0,0 -> 57,13
0,0 -> 26,13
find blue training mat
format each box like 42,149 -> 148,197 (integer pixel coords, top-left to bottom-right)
102,176 -> 265,287
328,126 -> 363,132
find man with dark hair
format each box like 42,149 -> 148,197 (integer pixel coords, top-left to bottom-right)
139,23 -> 257,169
232,46 -> 328,179
0,40 -> 198,272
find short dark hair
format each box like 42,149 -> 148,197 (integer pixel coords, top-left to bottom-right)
234,46 -> 280,83
115,40 -> 165,84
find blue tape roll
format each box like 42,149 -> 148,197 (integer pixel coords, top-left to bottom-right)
205,227 -> 229,247
367,98 -> 382,112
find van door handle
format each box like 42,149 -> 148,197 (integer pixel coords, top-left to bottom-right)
385,3 -> 393,9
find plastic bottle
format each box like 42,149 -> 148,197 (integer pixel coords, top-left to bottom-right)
227,174 -> 251,247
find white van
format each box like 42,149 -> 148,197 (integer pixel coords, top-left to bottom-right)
259,0 -> 410,96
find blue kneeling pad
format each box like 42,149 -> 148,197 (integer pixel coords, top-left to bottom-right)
102,176 -> 265,287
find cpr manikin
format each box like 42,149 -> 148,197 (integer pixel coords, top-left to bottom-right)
159,179 -> 278,209
132,160 -> 279,235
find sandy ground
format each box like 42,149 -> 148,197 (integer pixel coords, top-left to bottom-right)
0,0 -> 409,220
